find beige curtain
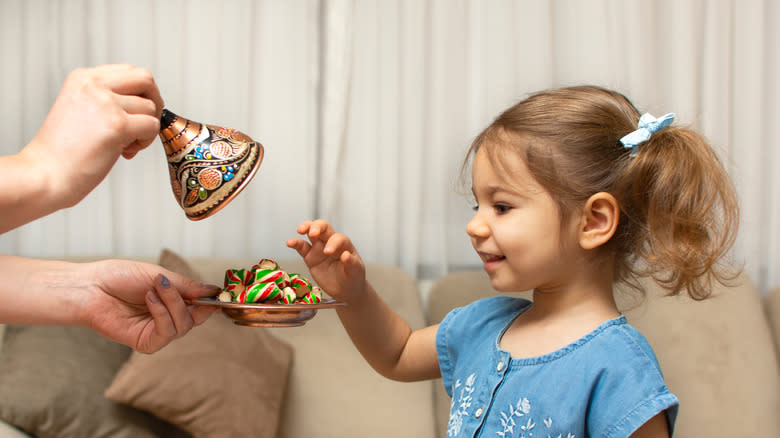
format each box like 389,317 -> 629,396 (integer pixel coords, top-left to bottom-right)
0,0 -> 777,293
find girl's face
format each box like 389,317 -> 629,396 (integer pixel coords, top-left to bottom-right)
466,146 -> 580,293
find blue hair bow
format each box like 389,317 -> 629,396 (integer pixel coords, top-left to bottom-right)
619,112 -> 675,157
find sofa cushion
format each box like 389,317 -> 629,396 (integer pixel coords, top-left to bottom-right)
104,249 -> 293,438
426,270 -> 780,438
620,274 -> 780,438
0,325 -> 184,438
185,257 -> 438,438
269,259 -> 438,438
124,255 -> 437,437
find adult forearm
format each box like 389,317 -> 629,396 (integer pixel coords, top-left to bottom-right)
0,150 -> 61,234
0,255 -> 84,326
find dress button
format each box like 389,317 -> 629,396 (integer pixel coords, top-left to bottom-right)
497,361 -> 505,372
474,408 -> 483,418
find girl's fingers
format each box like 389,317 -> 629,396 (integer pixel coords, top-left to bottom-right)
286,238 -> 312,257
324,233 -> 352,255
296,220 -> 312,233
308,219 -> 335,241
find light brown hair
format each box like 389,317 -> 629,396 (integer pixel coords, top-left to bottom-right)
463,85 -> 740,300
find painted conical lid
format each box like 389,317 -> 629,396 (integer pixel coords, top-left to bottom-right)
159,109 -> 264,220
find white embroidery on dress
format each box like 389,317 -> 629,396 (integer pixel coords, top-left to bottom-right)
496,397 -> 531,437
447,375 -> 576,437
495,397 -> 575,438
448,373 -> 476,437
543,414 -> 575,438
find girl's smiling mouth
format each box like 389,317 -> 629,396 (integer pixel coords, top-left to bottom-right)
478,253 -> 506,270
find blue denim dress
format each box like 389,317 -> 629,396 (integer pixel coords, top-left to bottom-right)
436,296 -> 679,438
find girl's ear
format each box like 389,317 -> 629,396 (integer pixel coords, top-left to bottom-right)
578,192 -> 619,250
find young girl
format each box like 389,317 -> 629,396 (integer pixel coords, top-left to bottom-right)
287,85 -> 739,437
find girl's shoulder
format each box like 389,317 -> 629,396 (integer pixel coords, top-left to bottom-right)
453,295 -> 532,321
438,296 -> 531,349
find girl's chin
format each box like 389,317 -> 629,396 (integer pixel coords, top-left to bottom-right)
487,272 -> 529,293
487,274 -> 514,292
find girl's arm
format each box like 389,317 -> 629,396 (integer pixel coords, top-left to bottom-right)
337,280 -> 441,381
288,220 -> 441,382
629,412 -> 670,438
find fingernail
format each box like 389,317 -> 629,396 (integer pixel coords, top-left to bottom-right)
160,275 -> 171,287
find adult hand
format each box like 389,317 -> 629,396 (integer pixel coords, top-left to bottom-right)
21,64 -> 164,210
80,259 -> 219,353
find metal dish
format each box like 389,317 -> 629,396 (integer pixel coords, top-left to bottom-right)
193,297 -> 346,327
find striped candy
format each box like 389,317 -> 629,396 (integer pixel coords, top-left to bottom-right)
280,287 -> 297,304
220,259 -> 324,304
225,282 -> 246,298
289,273 -> 312,297
223,268 -> 247,288
239,282 -> 282,303
247,268 -> 289,288
252,258 -> 279,271
297,290 -> 322,304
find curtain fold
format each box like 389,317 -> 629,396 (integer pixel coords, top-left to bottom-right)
0,0 -> 777,293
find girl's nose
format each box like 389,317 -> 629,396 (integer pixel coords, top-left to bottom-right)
466,212 -> 489,238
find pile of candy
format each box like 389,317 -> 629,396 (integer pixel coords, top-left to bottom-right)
217,258 -> 323,304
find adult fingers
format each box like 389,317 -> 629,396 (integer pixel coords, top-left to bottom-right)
152,274 -> 194,336
97,65 -> 164,115
157,269 -> 221,301
115,94 -> 157,116
119,113 -> 161,155
178,282 -> 222,300
144,290 -> 176,342
190,305 -> 218,326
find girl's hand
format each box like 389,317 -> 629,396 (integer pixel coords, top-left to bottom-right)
286,219 -> 367,302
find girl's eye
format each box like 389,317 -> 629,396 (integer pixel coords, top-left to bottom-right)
494,204 -> 511,214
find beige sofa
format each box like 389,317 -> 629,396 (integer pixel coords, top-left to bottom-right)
0,254 -> 778,437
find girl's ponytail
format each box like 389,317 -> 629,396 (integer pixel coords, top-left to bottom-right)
614,126 -> 740,299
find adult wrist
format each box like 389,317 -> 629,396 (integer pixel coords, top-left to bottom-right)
17,143 -> 67,211
0,256 -> 85,326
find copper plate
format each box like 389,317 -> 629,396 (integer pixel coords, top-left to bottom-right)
193,297 -> 346,327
